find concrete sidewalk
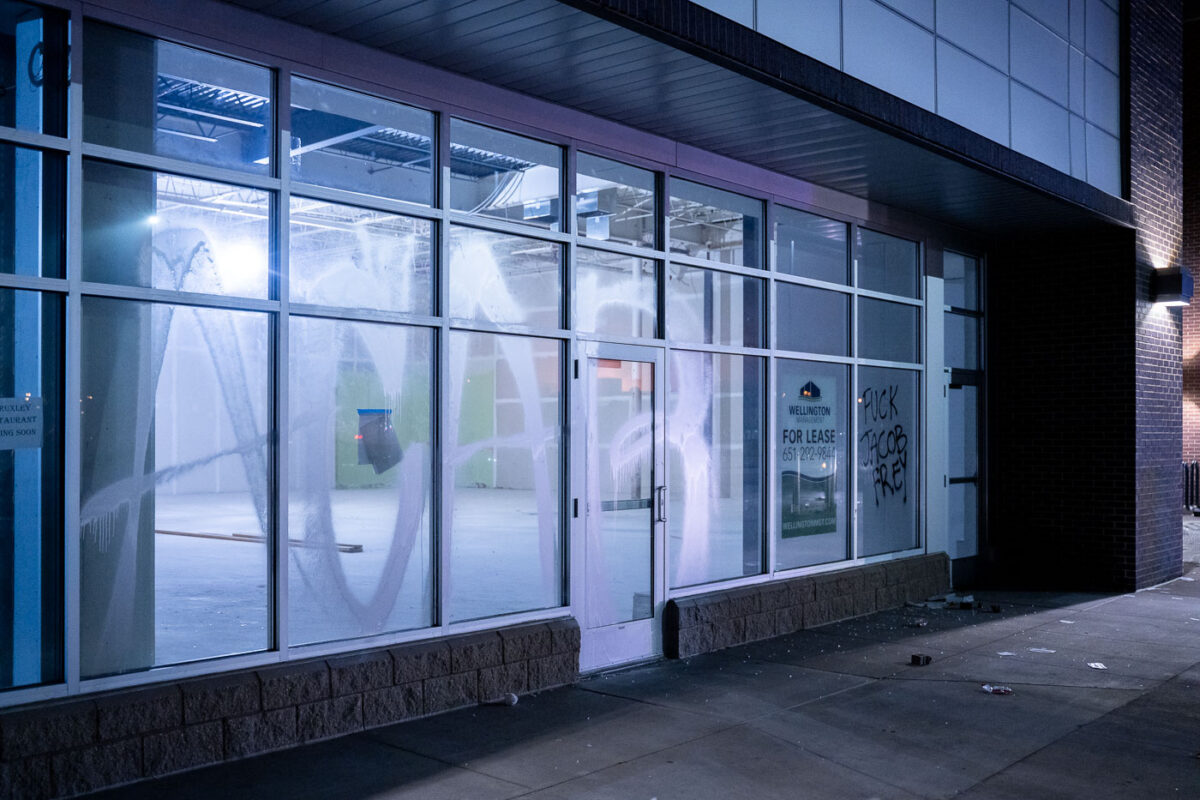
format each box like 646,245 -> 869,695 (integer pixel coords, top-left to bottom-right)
87,571 -> 1200,798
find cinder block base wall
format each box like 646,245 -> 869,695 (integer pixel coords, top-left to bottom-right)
0,619 -> 579,799
664,554 -> 949,659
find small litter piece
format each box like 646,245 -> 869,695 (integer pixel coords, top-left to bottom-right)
483,692 -> 519,707
1179,577 -> 1195,582
1059,620 -> 1076,624
905,618 -> 929,628
981,684 -> 1013,695
996,651 -> 1016,657
910,654 -> 932,666
1028,647 -> 1056,654
1087,662 -> 1108,670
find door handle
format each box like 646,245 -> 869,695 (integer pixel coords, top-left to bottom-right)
655,486 -> 667,523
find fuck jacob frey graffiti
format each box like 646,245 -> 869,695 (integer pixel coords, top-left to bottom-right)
858,383 -> 909,505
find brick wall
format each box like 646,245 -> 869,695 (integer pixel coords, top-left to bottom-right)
0,619 -> 579,799
665,554 -> 949,659
1130,0 -> 1185,585
1182,12 -> 1200,460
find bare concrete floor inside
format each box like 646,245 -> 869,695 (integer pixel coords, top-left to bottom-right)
86,537 -> 1200,799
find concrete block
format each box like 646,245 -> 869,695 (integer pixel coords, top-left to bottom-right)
52,738 -> 142,797
547,618 -> 581,654
805,598 -> 835,628
676,623 -> 716,658
97,686 -> 182,741
297,695 -> 363,743
0,701 -> 97,759
882,558 -> 915,586
0,756 -> 52,800
182,673 -> 261,725
725,588 -> 761,618
423,672 -> 478,715
143,722 -> 223,778
363,683 -> 423,728
744,611 -> 777,643
758,584 -> 793,612
479,661 -> 528,701
498,623 -> 553,662
449,632 -> 503,673
711,617 -> 746,650
853,590 -> 878,617
876,582 -> 908,610
259,661 -> 331,710
527,652 -> 577,690
390,640 -> 451,684
775,605 -> 804,634
327,651 -> 392,697
224,708 -> 299,759
787,578 -> 817,605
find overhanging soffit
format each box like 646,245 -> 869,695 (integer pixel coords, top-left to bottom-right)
221,0 -> 1133,237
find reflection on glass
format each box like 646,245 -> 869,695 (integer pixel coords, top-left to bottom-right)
450,120 -> 561,230
858,297 -> 919,363
288,317 -> 433,645
948,482 -> 979,559
290,77 -> 434,205
944,251 -> 980,310
84,21 -> 272,172
82,161 -> 270,298
948,385 -> 979,478
945,314 -> 979,370
586,358 -> 654,627
776,283 -> 849,355
0,144 -> 65,278
449,226 -> 562,328
667,265 -> 763,347
576,154 -> 656,248
775,207 -> 848,284
447,332 -> 562,622
0,290 -> 62,690
290,197 -> 433,314
776,360 -> 848,569
80,298 -> 269,678
669,351 -> 763,588
576,248 -> 657,338
857,366 -> 919,556
0,1 -> 68,136
669,180 -> 762,267
858,228 -> 919,298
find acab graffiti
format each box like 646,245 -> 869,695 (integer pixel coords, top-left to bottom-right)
858,384 -> 908,505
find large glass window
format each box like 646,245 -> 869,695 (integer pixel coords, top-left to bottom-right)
79,298 -> 270,678
667,265 -> 764,347
858,228 -> 919,298
288,317 -> 434,645
449,226 -> 562,328
775,207 -> 848,284
0,143 -> 65,278
447,331 -> 563,622
82,161 -> 271,299
0,289 -> 62,690
576,154 -> 656,248
0,1 -> 68,137
776,360 -> 848,569
450,121 -> 561,230
776,283 -> 850,356
668,350 -> 763,588
290,77 -> 434,206
83,22 -> 273,173
575,248 -> 658,338
857,366 -> 919,556
858,297 -> 920,363
669,180 -> 762,267
289,197 -> 433,314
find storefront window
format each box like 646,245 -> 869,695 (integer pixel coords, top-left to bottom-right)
858,228 -> 919,298
669,180 -> 762,267
668,350 -> 763,587
79,298 -> 270,678
447,331 -> 563,622
775,207 -> 848,284
0,143 -> 65,278
857,366 -> 919,556
449,226 -> 562,328
0,1 -> 68,137
576,154 -> 656,248
575,248 -> 658,338
776,359 -> 848,569
290,77 -> 435,206
290,197 -> 433,314
288,317 -> 434,645
667,265 -> 763,347
83,22 -> 273,173
776,283 -> 850,356
450,121 -> 561,230
858,297 -> 920,363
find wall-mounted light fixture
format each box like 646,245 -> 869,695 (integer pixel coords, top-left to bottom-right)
1152,265 -> 1194,306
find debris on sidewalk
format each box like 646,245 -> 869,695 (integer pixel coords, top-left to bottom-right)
907,593 -> 977,610
1059,619 -> 1076,624
910,654 -> 932,666
483,692 -> 520,707
905,618 -> 928,628
981,684 -> 1013,695
997,651 -> 1016,657
1028,647 -> 1056,654
1087,662 -> 1108,670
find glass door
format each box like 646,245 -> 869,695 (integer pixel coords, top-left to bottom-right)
578,342 -> 665,672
